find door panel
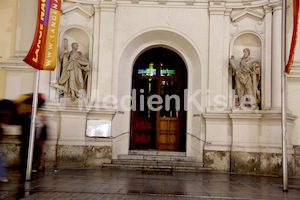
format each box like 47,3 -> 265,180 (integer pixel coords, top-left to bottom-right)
131,78 -> 157,149
134,118 -> 151,149
156,80 -> 180,150
157,117 -> 179,150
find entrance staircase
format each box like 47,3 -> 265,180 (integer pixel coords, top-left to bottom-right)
102,150 -> 212,173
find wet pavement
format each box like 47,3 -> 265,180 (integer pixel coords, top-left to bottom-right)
1,168 -> 300,200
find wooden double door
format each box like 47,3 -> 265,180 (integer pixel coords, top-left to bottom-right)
130,48 -> 187,151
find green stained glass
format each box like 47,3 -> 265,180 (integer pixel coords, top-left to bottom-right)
138,63 -> 156,76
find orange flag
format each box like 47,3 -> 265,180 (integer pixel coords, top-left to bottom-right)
23,0 -> 61,70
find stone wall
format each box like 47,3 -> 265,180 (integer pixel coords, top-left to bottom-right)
56,145 -> 112,168
204,150 -> 296,176
1,137 -> 112,169
294,146 -> 300,175
203,151 -> 230,171
0,137 -> 21,168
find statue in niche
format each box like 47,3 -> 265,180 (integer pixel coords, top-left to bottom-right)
58,39 -> 90,101
229,48 -> 261,110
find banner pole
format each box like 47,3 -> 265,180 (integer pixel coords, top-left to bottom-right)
281,0 -> 288,192
25,70 -> 40,181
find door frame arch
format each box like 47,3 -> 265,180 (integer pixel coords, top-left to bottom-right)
113,29 -> 204,161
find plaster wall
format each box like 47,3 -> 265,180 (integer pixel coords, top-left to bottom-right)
0,0 -> 18,98
0,0 -> 18,62
202,113 -> 231,152
288,79 -> 300,146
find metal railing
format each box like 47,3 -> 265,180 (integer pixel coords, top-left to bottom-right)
111,131 -> 129,139
187,132 -> 211,144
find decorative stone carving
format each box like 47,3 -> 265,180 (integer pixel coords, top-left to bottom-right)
229,48 -> 261,110
255,20 -> 264,34
58,39 -> 90,101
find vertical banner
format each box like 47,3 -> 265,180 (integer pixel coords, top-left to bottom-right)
23,0 -> 61,70
285,0 -> 299,74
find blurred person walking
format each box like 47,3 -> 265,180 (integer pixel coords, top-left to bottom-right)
33,112 -> 48,172
14,93 -> 45,181
0,99 -> 16,183
15,100 -> 32,181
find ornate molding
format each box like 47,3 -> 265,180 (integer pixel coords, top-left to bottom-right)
255,20 -> 264,34
231,8 -> 265,22
62,2 -> 95,18
209,1 -> 226,15
230,22 -> 238,36
99,2 -> 117,12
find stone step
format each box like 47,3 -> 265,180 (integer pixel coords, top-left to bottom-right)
118,150 -> 199,162
102,150 -> 212,173
117,154 -> 199,162
112,159 -> 204,167
101,163 -> 212,173
129,150 -> 186,157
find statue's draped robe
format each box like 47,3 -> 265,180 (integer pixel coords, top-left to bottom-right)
229,56 -> 260,107
59,51 -> 89,98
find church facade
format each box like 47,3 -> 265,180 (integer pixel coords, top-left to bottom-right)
1,0 -> 300,175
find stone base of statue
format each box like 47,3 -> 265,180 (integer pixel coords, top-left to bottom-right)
58,97 -> 92,111
232,104 -> 259,112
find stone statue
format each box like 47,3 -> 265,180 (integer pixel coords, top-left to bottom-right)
58,39 -> 90,100
229,48 -> 261,109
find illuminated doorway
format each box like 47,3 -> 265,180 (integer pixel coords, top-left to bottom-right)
130,47 -> 187,151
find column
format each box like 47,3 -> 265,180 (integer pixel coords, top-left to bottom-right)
263,6 -> 273,109
271,4 -> 282,109
223,9 -> 232,108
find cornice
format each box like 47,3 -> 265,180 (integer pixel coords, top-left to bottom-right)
287,63 -> 300,82
63,0 -> 274,9
0,57 -> 36,72
64,0 -> 100,5
225,0 -> 272,9
202,112 -> 231,120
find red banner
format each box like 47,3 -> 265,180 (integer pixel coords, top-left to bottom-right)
286,0 -> 300,74
23,0 -> 61,70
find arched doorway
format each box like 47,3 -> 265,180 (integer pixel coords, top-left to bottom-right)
130,47 -> 187,151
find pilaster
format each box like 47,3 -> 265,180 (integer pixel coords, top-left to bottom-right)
97,2 -> 117,104
91,5 -> 101,103
207,2 -> 226,111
